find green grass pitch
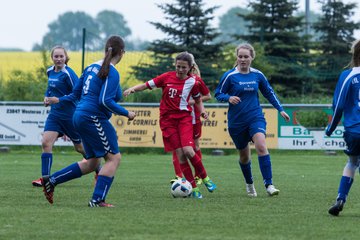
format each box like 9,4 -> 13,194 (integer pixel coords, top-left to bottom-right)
0,149 -> 359,240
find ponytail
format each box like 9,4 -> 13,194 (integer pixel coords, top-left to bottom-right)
97,36 -> 125,80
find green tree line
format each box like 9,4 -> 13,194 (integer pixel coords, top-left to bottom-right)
0,0 -> 358,103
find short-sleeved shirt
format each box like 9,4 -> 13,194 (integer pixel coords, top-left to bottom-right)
146,71 -> 201,119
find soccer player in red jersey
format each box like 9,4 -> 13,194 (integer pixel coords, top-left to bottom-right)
124,52 -> 216,198
170,56 -> 211,186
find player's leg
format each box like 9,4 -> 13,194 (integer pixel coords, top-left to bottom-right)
329,131 -> 360,216
170,151 -> 183,183
240,146 -> 257,197
328,156 -> 358,216
41,131 -> 59,175
179,118 -> 216,193
41,157 -> 101,204
193,122 -> 203,185
89,152 -> 120,207
64,118 -> 102,185
32,130 -> 59,187
229,129 -> 256,197
251,120 -> 279,196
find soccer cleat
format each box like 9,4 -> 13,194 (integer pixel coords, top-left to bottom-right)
246,183 -> 257,197
328,200 -> 344,216
88,199 -> 114,208
194,176 -> 202,186
191,188 -> 203,199
170,176 -> 182,184
203,178 -> 217,193
41,176 -> 54,204
32,178 -> 42,187
266,185 -> 280,196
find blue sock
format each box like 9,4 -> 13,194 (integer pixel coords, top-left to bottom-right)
50,163 -> 82,186
239,161 -> 253,184
337,176 -> 353,202
92,175 -> 114,202
41,153 -> 53,176
258,155 -> 273,186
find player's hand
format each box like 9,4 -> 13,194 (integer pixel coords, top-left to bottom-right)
280,111 -> 290,122
229,96 -> 241,105
201,111 -> 208,120
127,111 -> 136,121
43,97 -> 49,107
325,126 -> 332,137
47,97 -> 60,105
123,88 -> 135,97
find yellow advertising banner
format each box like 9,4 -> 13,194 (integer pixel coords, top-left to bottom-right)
111,106 -> 279,149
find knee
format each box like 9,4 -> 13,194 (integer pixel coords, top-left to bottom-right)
41,140 -> 52,151
182,147 -> 194,159
255,144 -> 268,156
108,154 -> 121,168
239,153 -> 250,164
346,157 -> 360,171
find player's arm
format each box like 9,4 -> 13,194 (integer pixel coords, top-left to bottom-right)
123,83 -> 147,96
100,72 -> 130,117
258,74 -> 283,112
47,73 -> 83,105
215,74 -> 232,103
326,76 -> 350,136
124,73 -> 166,96
194,96 -> 208,120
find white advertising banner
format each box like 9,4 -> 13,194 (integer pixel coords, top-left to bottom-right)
278,126 -> 346,150
0,105 -> 73,146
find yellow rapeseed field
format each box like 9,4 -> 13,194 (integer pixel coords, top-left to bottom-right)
0,51 -> 153,85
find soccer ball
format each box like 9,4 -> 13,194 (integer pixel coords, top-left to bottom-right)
170,178 -> 192,198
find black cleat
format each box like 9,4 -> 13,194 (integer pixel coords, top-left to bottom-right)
328,200 -> 344,216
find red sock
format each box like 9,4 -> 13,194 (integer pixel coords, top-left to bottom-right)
180,161 -> 196,188
194,149 -> 202,177
189,154 -> 207,179
172,152 -> 183,177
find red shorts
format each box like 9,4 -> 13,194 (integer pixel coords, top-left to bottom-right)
193,120 -> 202,139
160,113 -> 195,152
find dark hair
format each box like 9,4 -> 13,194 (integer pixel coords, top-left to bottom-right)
350,39 -> 360,67
51,46 -> 70,64
97,35 -> 125,80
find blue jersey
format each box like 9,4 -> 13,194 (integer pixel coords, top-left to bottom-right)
68,60 -> 128,119
326,67 -> 360,136
215,67 -> 283,131
45,65 -> 78,119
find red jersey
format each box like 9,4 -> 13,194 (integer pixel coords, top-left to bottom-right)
146,71 -> 201,117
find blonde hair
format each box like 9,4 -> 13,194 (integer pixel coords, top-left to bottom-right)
50,46 -> 70,64
236,43 -> 256,58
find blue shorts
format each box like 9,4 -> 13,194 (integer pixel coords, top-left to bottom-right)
229,120 -> 267,150
44,114 -> 81,144
73,111 -> 119,159
344,131 -> 360,156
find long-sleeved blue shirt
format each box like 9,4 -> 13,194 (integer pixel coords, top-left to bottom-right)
45,65 -> 78,119
326,66 -> 360,136
61,60 -> 128,119
215,67 -> 283,132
